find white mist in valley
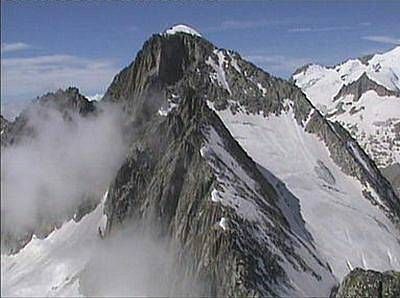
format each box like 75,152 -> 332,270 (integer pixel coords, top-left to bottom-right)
1,102 -> 128,237
1,100 -> 204,297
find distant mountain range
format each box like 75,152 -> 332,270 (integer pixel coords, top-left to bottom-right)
293,46 -> 400,195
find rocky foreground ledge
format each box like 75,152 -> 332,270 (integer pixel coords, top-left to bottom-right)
331,268 -> 400,298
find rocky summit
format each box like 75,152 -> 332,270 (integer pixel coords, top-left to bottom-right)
1,25 -> 400,297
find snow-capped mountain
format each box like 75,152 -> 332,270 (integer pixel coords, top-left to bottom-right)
293,47 -> 400,194
2,25 -> 400,297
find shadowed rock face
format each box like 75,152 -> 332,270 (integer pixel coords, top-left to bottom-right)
104,89 -> 330,296
104,31 -> 399,226
101,31 -> 399,295
382,163 -> 400,197
36,87 -> 96,116
1,87 -> 96,147
1,115 -> 11,144
333,72 -> 400,102
331,268 -> 400,298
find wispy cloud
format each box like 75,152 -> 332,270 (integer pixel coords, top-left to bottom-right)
362,35 -> 400,45
1,54 -> 119,101
128,25 -> 139,32
288,22 -> 370,33
244,53 -> 312,77
206,19 -> 288,32
288,25 -> 353,33
1,42 -> 31,53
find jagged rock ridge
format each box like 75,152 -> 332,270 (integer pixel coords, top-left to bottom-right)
101,26 -> 400,295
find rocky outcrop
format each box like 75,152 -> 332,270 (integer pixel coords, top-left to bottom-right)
104,33 -> 400,222
382,163 -> 400,197
103,87 -> 335,296
101,28 -> 399,295
1,87 -> 96,147
37,87 -> 96,116
333,72 -> 400,102
331,268 -> 400,298
1,114 -> 11,144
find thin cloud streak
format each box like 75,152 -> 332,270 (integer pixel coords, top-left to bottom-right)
288,26 -> 353,33
288,22 -> 371,33
362,35 -> 400,45
206,19 -> 290,32
1,42 -> 31,53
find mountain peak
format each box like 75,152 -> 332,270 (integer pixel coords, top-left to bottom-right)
164,24 -> 202,37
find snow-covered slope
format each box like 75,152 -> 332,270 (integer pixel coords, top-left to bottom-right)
1,194 -> 106,297
210,101 -> 400,279
198,44 -> 400,281
293,47 -> 400,171
294,46 -> 400,111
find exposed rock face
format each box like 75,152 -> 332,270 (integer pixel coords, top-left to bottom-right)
382,163 -> 400,196
1,87 -> 96,147
37,87 -> 96,116
101,29 -> 399,295
105,31 -> 399,224
104,88 -> 336,296
332,268 -> 400,298
333,73 -> 400,102
1,115 -> 11,144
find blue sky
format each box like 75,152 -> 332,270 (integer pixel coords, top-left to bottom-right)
1,1 -> 400,104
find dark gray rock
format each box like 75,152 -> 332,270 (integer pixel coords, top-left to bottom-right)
1,87 -> 96,147
332,268 -> 400,298
101,29 -> 400,295
333,72 -> 400,102
382,163 -> 400,197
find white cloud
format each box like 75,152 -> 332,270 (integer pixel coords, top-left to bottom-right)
288,22 -> 370,33
1,54 -> 119,101
206,19 -> 288,32
288,25 -> 353,33
245,53 -> 312,76
1,42 -> 31,53
362,35 -> 400,45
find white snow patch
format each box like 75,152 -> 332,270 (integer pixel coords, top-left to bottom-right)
86,94 -> 103,102
213,103 -> 400,280
218,217 -> 227,230
256,82 -> 267,97
228,52 -> 242,74
206,50 -> 232,95
210,189 -> 221,203
157,102 -> 178,117
165,24 -> 202,37
1,202 -> 104,297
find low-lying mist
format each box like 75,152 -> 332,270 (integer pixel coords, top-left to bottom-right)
80,224 -> 207,297
1,96 -> 208,297
1,102 -> 129,237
